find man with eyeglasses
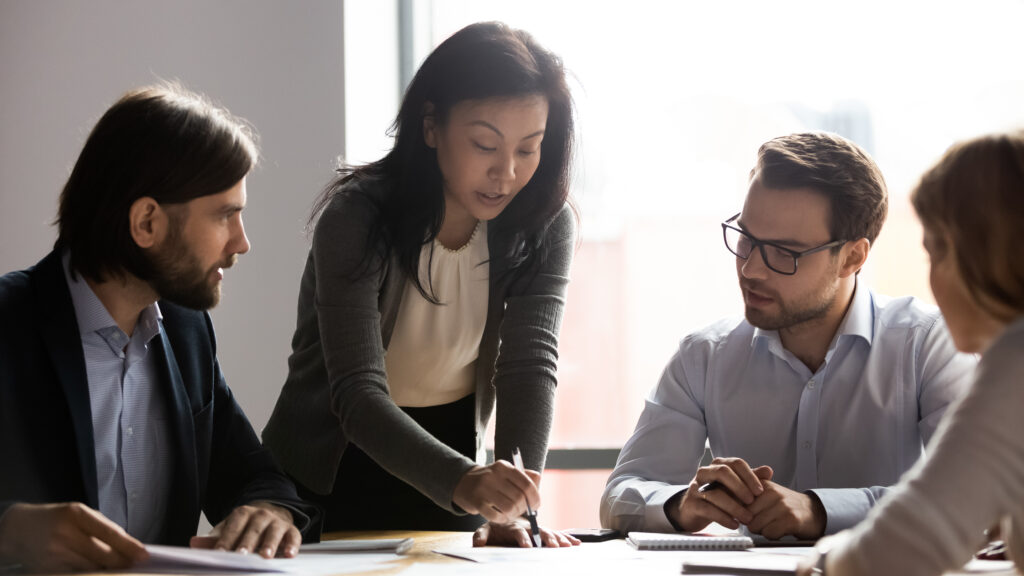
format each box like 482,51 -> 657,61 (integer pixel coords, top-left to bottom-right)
600,132 -> 975,541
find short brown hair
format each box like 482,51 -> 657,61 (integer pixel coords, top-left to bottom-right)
55,83 -> 258,282
754,132 -> 888,245
912,131 -> 1024,321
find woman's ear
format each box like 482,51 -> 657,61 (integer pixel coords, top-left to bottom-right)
128,197 -> 167,249
839,238 -> 871,278
423,102 -> 437,149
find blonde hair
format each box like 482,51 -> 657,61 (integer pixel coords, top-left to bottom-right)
911,131 -> 1024,321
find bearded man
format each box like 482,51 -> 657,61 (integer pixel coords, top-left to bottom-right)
0,85 -> 316,573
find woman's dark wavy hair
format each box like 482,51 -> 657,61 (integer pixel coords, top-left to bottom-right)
55,83 -> 258,282
311,21 -> 576,300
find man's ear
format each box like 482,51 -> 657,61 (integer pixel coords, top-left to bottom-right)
423,101 -> 437,149
128,197 -> 167,249
839,238 -> 871,278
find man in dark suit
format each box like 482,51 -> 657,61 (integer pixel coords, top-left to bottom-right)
0,84 -> 316,572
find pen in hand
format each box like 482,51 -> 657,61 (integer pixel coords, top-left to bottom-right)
697,481 -> 724,494
512,447 -> 543,548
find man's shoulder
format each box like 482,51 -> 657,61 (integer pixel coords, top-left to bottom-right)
871,292 -> 943,333
0,267 -> 32,304
0,255 -> 53,317
679,316 -> 753,354
158,301 -> 215,351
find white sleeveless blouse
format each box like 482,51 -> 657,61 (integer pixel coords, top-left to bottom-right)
385,221 -> 489,407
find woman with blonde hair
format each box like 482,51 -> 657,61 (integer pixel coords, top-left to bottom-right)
802,131 -> 1024,574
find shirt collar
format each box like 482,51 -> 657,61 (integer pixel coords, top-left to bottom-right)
834,279 -> 874,346
61,251 -> 163,343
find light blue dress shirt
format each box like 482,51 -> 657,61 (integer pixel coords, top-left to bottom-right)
63,254 -> 173,542
601,283 -> 976,535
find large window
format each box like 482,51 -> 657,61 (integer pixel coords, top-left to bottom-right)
344,0 -> 1024,528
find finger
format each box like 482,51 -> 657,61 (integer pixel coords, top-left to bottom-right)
747,500 -> 785,534
747,484 -> 779,516
551,529 -> 581,546
488,488 -> 527,520
278,526 -> 301,558
700,488 -> 753,525
234,511 -> 275,555
690,498 -> 743,530
190,535 -> 218,549
214,508 -> 255,551
473,524 -> 491,547
70,505 -> 148,563
512,524 -> 532,548
47,545 -> 96,573
543,528 -> 572,548
695,464 -> 755,504
525,469 -> 542,488
725,459 -> 766,496
759,517 -> 792,541
61,529 -> 132,571
753,465 -> 774,481
498,464 -> 542,510
256,519 -> 289,559
481,504 -> 511,524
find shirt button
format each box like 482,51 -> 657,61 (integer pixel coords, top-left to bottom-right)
130,492 -> 138,501
126,427 -> 134,437
803,441 -> 812,449
807,379 -> 816,389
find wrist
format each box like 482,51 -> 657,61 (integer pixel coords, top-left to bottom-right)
805,491 -> 827,537
252,501 -> 292,524
663,489 -> 687,531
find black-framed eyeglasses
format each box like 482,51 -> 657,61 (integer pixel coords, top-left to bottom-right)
722,213 -> 847,275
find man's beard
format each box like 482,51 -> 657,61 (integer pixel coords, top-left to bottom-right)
146,227 -> 234,311
742,279 -> 839,331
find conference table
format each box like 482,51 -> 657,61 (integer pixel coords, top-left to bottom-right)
71,530 -> 1018,575
306,530 -> 1018,575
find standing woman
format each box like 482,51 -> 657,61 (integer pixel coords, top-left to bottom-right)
799,131 -> 1024,575
263,22 -> 579,547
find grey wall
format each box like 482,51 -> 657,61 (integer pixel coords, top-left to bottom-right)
0,1 -> 345,433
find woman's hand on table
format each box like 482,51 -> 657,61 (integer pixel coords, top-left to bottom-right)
472,519 -> 581,548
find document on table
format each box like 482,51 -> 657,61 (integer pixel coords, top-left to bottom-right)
301,538 -> 414,554
681,552 -> 1018,575
435,542 -> 645,564
130,544 -> 404,574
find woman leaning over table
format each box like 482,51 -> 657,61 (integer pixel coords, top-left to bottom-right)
799,131 -> 1024,575
262,21 -> 579,548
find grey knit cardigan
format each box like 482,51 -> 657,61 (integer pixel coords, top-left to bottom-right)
262,181 -> 575,512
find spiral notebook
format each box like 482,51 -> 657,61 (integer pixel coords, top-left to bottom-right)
626,531 -> 753,551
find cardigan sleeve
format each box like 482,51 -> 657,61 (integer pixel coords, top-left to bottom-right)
312,191 -> 476,512
492,205 -> 576,473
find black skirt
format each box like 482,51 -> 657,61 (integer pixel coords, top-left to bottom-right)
296,393 -> 486,532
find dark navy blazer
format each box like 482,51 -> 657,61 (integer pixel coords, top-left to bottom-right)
0,251 -> 318,545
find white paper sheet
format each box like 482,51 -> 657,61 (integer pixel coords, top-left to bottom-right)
434,542 -> 644,564
128,545 -> 405,575
136,545 -> 284,573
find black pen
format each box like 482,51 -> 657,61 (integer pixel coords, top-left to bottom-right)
512,447 -> 542,547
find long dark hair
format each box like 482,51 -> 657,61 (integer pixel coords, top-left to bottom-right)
55,83 -> 258,282
311,21 -> 575,299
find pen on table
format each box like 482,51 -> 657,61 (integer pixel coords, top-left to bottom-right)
511,447 -> 543,548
